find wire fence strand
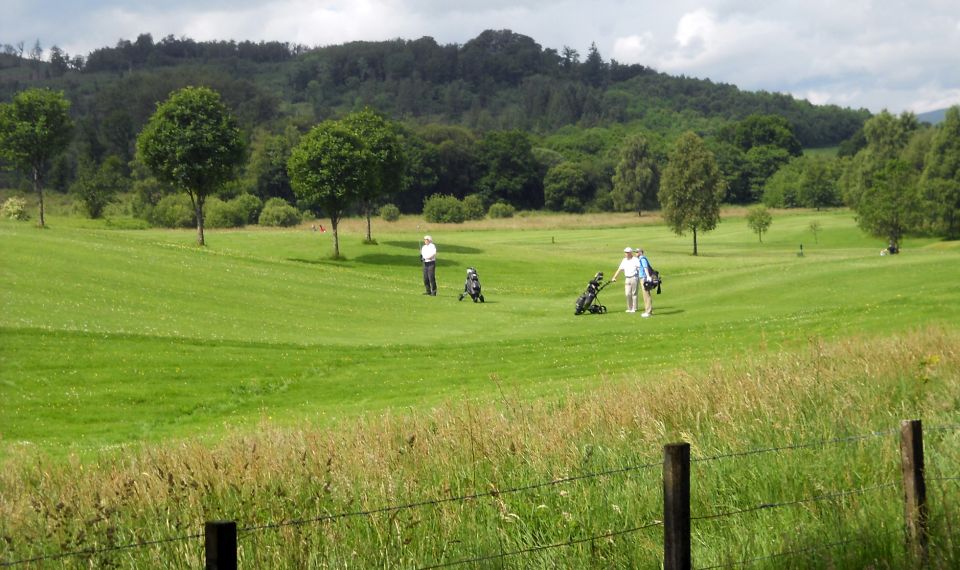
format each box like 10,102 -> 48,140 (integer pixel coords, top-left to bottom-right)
4,424 -> 954,567
0,531 -> 204,568
692,429 -> 897,464
692,482 -> 899,522
927,424 -> 960,432
416,519 -> 664,569
239,459 -> 663,534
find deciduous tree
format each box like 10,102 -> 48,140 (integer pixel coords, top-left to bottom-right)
852,159 -> 920,250
477,130 -> 542,209
544,161 -> 590,212
611,134 -> 660,215
340,108 -> 407,243
243,125 -> 299,203
921,106 -> 960,238
288,122 -> 371,259
746,205 -> 773,243
137,86 -> 244,246
841,111 -> 923,249
0,88 -> 74,228
796,156 -> 842,210
71,155 -> 127,218
659,131 -> 726,255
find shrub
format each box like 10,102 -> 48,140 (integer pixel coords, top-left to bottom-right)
71,157 -> 126,219
103,193 -> 136,217
206,194 -> 263,228
150,194 -> 195,228
487,202 -> 515,219
461,195 -> 486,220
205,198 -> 243,228
380,203 -> 401,222
422,194 -> 465,223
232,194 -> 263,224
258,198 -> 302,227
130,178 -> 168,222
1,196 -> 30,221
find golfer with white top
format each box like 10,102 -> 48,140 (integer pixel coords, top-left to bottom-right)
610,247 -> 641,313
420,235 -> 437,296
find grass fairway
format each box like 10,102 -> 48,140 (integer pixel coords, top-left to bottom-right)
1,209 -> 958,456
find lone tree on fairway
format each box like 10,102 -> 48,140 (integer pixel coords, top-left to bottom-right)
137,86 -> 244,246
0,88 -> 74,228
809,220 -> 822,243
288,121 -> 371,259
659,131 -> 726,255
746,204 -> 773,242
340,108 -> 407,244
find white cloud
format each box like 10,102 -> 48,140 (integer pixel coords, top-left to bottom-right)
901,87 -> 960,114
611,33 -> 654,62
674,8 -> 715,49
798,90 -> 835,107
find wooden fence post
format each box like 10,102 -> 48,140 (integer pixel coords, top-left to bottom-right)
899,419 -> 928,564
205,520 -> 237,570
664,442 -> 691,570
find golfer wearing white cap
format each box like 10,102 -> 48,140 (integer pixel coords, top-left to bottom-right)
609,246 -> 641,312
420,235 -> 437,295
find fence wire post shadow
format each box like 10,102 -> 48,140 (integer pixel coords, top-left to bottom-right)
900,419 -> 928,566
664,442 -> 691,570
205,520 -> 237,570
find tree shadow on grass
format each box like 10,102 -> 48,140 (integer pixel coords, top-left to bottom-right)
380,240 -> 484,254
287,257 -> 344,266
287,255 -> 457,268
353,254 -> 457,267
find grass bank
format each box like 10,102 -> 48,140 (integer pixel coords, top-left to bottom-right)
1,328 -> 957,567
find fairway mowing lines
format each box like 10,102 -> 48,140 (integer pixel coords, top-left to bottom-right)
5,213 -> 960,456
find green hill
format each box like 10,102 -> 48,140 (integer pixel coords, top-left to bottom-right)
1,30 -> 868,162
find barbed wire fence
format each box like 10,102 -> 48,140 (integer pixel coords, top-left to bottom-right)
2,420 -> 957,569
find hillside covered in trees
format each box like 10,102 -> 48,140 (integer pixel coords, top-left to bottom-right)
2,31 -> 867,144
1,29 -> 873,219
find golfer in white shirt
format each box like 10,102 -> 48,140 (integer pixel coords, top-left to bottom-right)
610,247 -> 641,313
421,235 -> 437,295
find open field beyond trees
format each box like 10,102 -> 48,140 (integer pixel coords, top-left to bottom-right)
1,208 -> 959,567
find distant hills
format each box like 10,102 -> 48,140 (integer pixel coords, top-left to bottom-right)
918,108 -> 950,124
0,30 -> 870,150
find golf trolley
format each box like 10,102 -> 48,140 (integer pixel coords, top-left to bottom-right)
574,272 -> 609,315
458,267 -> 485,302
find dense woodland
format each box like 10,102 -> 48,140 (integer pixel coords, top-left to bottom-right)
3,29 -> 940,237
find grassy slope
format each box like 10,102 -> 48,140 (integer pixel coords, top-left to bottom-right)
1,209 -> 958,455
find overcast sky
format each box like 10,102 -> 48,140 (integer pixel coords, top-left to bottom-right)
4,0 -> 960,114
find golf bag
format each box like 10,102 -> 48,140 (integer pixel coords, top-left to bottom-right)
458,267 -> 485,302
642,269 -> 662,294
640,257 -> 662,294
574,272 -> 609,315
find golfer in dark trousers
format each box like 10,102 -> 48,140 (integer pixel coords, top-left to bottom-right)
421,235 -> 437,295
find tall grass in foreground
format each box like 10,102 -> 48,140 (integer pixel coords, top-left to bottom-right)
2,327 -> 958,569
